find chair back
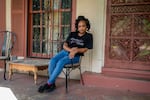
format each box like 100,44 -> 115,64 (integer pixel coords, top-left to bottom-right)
0,31 -> 16,57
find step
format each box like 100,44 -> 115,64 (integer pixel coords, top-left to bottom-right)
82,71 -> 150,94
102,67 -> 150,81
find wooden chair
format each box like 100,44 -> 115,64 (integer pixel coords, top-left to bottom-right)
63,56 -> 84,93
0,31 -> 16,80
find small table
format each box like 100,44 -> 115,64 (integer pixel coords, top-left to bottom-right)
8,59 -> 49,84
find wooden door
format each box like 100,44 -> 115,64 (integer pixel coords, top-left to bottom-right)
105,0 -> 150,71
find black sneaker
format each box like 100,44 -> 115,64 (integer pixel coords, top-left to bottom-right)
38,83 -> 49,93
45,83 -> 56,93
38,83 -> 56,93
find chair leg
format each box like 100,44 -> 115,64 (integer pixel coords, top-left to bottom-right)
79,67 -> 84,85
65,68 -> 68,93
4,60 -> 6,80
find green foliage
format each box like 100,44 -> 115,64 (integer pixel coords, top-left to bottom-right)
142,19 -> 150,35
138,50 -> 150,57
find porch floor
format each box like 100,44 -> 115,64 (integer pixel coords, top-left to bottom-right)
0,72 -> 149,100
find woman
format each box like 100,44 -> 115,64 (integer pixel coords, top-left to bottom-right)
38,16 -> 93,93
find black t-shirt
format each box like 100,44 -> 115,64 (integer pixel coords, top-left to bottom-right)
65,32 -> 93,56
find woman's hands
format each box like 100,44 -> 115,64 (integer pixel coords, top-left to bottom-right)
63,42 -> 88,59
69,47 -> 78,59
63,42 -> 78,59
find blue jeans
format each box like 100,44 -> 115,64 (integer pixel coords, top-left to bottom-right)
47,50 -> 80,84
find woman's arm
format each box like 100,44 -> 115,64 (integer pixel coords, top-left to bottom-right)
75,48 -> 88,53
63,42 -> 88,53
63,42 -> 72,52
63,42 -> 88,59
69,48 -> 88,59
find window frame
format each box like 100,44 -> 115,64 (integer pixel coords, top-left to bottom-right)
27,0 -> 76,58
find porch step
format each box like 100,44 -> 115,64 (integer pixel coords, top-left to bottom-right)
102,67 -> 150,81
82,71 -> 150,94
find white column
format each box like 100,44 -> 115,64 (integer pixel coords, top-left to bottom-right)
6,0 -> 11,31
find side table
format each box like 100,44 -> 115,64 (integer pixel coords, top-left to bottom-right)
8,59 -> 49,84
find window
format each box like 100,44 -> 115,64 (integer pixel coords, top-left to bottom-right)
28,0 -> 75,58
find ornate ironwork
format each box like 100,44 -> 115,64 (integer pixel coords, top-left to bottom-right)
133,39 -> 150,61
111,15 -> 132,36
112,5 -> 150,14
109,1 -> 150,63
134,14 -> 150,37
110,39 -> 131,60
112,0 -> 150,4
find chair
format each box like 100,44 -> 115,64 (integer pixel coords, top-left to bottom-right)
63,56 -> 84,93
0,31 -> 16,80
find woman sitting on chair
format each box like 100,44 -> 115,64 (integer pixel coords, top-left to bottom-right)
38,15 -> 93,93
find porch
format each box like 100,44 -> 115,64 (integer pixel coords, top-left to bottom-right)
0,71 -> 149,100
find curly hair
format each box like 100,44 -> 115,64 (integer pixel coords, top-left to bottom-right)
75,16 -> 91,32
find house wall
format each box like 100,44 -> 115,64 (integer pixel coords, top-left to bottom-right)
0,0 -> 6,69
5,0 -> 107,78
0,0 -> 6,31
76,0 -> 106,73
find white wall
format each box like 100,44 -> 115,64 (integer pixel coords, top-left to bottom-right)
76,0 -> 106,73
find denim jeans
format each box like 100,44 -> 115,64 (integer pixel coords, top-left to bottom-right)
47,50 -> 80,84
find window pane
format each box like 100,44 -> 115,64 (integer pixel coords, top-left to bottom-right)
42,0 -> 50,10
54,0 -> 61,9
32,0 -> 40,11
33,28 -> 40,53
62,12 -> 71,25
42,13 -> 52,26
62,27 -> 70,40
33,41 -> 40,53
42,41 -> 46,53
52,42 -> 59,55
33,13 -> 40,25
54,12 -> 60,25
42,13 -> 46,25
33,28 -> 40,40
42,30 -> 48,54
53,26 -> 60,40
42,27 -> 46,40
61,0 -> 72,9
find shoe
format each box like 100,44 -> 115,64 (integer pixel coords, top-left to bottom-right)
45,83 -> 56,92
38,83 -> 48,93
38,83 -> 56,93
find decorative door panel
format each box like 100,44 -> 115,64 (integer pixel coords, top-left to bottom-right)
105,0 -> 150,70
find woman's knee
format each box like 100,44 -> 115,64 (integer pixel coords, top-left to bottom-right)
48,58 -> 56,70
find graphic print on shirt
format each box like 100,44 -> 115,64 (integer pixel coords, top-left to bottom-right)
70,37 -> 84,46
